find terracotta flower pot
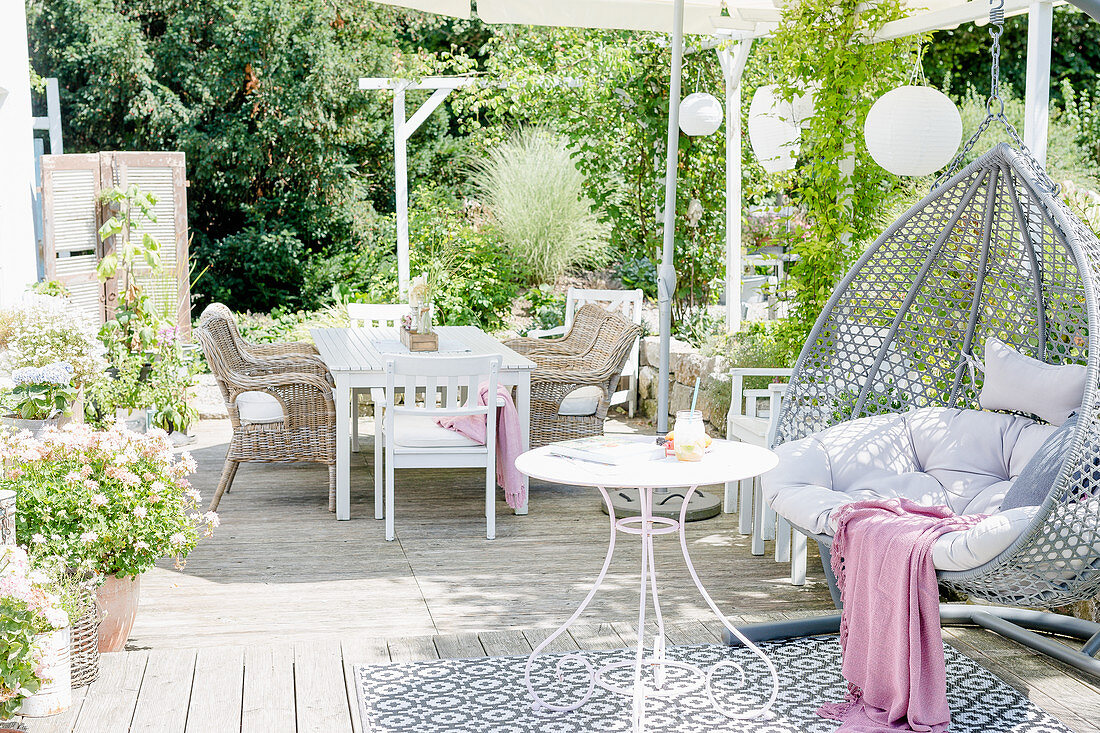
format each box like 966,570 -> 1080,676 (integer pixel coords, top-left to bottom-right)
95,574 -> 141,653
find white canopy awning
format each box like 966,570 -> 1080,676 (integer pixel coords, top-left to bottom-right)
371,0 -> 1099,38
371,0 -> 728,34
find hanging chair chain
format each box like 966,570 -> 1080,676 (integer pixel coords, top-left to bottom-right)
932,0 -> 1058,195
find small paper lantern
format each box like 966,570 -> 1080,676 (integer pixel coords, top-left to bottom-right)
679,92 -> 723,136
864,86 -> 962,177
748,85 -> 801,173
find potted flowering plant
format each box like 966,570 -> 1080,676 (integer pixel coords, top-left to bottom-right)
0,546 -> 72,718
0,294 -> 108,423
0,362 -> 78,436
2,424 -> 216,652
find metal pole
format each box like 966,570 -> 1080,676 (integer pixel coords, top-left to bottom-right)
394,83 -> 410,298
1023,1 -> 1053,166
656,0 -> 685,435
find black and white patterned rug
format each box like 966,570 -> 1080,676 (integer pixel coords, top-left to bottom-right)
353,636 -> 1072,732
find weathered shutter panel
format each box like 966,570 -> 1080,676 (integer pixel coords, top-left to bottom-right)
40,152 -> 191,339
101,152 -> 191,339
40,154 -> 107,325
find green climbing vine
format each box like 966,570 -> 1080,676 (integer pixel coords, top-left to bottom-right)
768,0 -> 922,342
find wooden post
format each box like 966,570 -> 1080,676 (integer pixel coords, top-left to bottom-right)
1,489 -> 15,546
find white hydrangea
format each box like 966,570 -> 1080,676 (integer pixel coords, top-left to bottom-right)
0,295 -> 107,387
11,361 -> 74,387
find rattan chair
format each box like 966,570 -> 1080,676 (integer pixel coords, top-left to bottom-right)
507,304 -> 619,358
196,304 -> 337,512
516,310 -> 642,447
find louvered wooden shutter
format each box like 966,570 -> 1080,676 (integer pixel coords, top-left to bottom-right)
100,152 -> 191,339
40,154 -> 107,324
40,152 -> 191,339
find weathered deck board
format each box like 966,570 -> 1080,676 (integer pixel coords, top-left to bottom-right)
186,646 -> 244,733
241,645 -> 295,733
129,648 -> 196,733
294,641 -> 352,733
71,650 -> 147,733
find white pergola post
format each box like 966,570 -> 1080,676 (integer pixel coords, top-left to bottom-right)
360,77 -> 474,298
0,1 -> 39,303
718,40 -> 753,335
1024,0 -> 1054,166
393,83 -> 409,296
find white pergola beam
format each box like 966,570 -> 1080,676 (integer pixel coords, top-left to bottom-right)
1024,0 -> 1054,165
358,76 -> 477,91
872,0 -> 1065,40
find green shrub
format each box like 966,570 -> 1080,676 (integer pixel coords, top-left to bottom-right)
339,189 -> 522,332
524,285 -> 567,334
195,228 -> 308,312
617,256 -> 658,299
471,128 -> 607,284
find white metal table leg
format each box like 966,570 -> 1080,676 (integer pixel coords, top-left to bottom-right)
525,487 -> 618,712
678,483 -> 779,719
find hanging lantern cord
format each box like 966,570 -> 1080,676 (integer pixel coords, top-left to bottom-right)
933,0 -> 1058,193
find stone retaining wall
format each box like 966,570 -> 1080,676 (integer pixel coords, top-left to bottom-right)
636,336 -> 729,436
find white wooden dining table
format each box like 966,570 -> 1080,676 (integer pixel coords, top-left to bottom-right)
311,325 -> 536,520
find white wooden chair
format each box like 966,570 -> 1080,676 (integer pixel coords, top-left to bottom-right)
527,288 -> 644,416
346,303 -> 408,456
724,367 -> 806,585
378,354 -> 502,541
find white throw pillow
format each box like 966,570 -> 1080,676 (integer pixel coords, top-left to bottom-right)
979,338 -> 1086,426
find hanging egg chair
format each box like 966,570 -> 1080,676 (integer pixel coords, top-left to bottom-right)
740,3 -> 1100,675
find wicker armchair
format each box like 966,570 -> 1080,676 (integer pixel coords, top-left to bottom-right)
201,302 -> 321,363
506,304 -> 618,358
523,311 -> 642,447
196,305 -> 336,513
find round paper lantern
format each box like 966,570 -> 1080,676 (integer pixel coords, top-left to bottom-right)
679,92 -> 723,136
748,85 -> 801,173
864,86 -> 962,177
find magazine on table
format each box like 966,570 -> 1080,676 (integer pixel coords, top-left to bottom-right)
548,435 -> 663,465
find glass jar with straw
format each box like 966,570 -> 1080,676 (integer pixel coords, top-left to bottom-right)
674,377 -> 706,462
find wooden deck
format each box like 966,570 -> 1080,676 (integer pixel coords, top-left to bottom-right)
20,619 -> 1100,732
14,418 -> 1100,731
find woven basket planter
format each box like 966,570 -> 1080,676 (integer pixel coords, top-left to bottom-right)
69,588 -> 100,688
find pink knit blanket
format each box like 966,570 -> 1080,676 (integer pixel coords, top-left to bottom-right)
436,384 -> 526,510
818,498 -> 985,732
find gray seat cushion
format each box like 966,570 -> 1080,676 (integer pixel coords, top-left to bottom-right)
762,407 -> 1059,571
1000,413 -> 1079,511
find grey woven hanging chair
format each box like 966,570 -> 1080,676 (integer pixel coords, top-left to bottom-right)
736,142 -> 1100,676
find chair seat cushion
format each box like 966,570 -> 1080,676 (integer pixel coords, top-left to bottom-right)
557,385 -> 604,416
236,391 -> 284,424
390,414 -> 482,448
762,407 -> 1061,571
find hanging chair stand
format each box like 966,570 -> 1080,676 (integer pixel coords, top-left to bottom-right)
724,1 -> 1100,679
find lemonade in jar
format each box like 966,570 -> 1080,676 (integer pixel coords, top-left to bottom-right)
673,410 -> 706,462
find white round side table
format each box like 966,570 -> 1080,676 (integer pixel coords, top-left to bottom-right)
514,437 -> 780,732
